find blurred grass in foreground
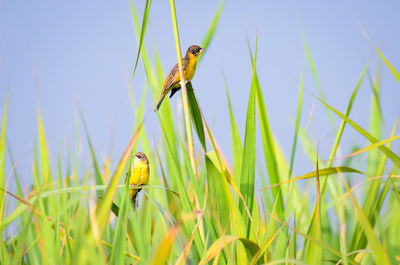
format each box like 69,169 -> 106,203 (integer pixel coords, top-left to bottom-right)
1,1 -> 400,264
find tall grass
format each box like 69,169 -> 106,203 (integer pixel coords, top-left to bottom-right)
2,1 -> 400,264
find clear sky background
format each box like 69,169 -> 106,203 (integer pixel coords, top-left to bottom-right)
1,1 -> 399,188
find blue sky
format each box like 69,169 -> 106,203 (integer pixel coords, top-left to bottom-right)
1,0 -> 399,187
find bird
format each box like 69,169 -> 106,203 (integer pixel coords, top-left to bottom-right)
126,152 -> 149,208
155,45 -> 205,111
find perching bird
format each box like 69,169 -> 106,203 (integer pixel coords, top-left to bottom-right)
155,45 -> 205,110
127,152 -> 149,208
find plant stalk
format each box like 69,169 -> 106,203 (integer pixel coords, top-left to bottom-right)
168,0 -> 198,179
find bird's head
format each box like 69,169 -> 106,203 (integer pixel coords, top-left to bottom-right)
186,45 -> 205,58
133,152 -> 149,164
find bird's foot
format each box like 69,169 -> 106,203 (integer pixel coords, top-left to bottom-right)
129,184 -> 141,189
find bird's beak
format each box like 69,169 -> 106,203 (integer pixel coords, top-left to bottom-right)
200,48 -> 205,53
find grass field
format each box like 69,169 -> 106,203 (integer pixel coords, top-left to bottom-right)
1,1 -> 400,264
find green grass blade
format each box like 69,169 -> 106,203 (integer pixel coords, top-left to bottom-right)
303,62 -> 369,261
199,236 -> 260,264
344,134 -> 400,159
367,63 -> 383,176
200,0 -> 224,54
324,61 -> 369,179
238,39 -> 257,237
10,199 -> 37,265
157,119 -> 205,259
351,116 -> 399,253
37,109 -> 52,185
110,183 -> 129,264
169,0 -> 198,179
340,172 -> 390,264
375,48 -> 400,83
78,106 -> 104,197
206,155 -> 230,233
130,0 -> 151,83
302,36 -> 335,130
224,76 -> 243,186
304,158 -> 322,264
288,70 -> 304,177
7,142 -> 23,197
316,97 -> 400,168
0,92 -> 8,244
149,226 -> 177,265
261,166 -> 362,190
253,51 -> 284,220
187,82 -> 206,150
359,29 -> 400,83
205,146 -> 247,262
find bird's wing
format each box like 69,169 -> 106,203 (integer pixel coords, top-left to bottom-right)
162,59 -> 188,92
162,63 -> 179,92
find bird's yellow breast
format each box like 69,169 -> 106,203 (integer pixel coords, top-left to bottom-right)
129,160 -> 149,185
183,53 -> 198,81
129,158 -> 149,198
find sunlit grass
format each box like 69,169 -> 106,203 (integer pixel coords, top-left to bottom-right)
1,1 -> 400,264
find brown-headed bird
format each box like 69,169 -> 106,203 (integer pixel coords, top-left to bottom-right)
127,152 -> 149,208
155,45 -> 205,111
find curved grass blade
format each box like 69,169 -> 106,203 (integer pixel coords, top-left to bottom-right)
250,219 -> 286,264
267,211 -> 359,265
199,236 -> 260,264
78,105 -> 104,197
10,196 -> 38,265
0,92 -> 8,232
303,158 -> 322,264
322,61 -> 369,190
130,0 -> 151,83
205,149 -> 248,263
261,166 -> 363,190
367,63 -> 383,176
37,109 -> 52,185
187,82 -> 206,150
316,97 -> 400,168
361,26 -> 400,84
343,134 -> 400,159
206,155 -> 230,233
339,170 -> 390,264
157,109 -> 205,259
224,76 -> 243,185
149,226 -> 177,265
7,142 -> 23,197
199,0 -> 224,60
109,183 -> 129,265
288,70 -> 304,178
251,43 -> 284,220
302,36 -> 335,130
374,46 -> 400,83
302,63 -> 370,259
239,39 -> 257,237
175,196 -> 207,265
351,116 -> 399,254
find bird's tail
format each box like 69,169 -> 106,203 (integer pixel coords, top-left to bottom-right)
155,94 -> 166,111
131,188 -> 142,209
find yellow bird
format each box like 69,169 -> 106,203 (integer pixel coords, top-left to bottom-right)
127,152 -> 149,208
155,45 -> 205,111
